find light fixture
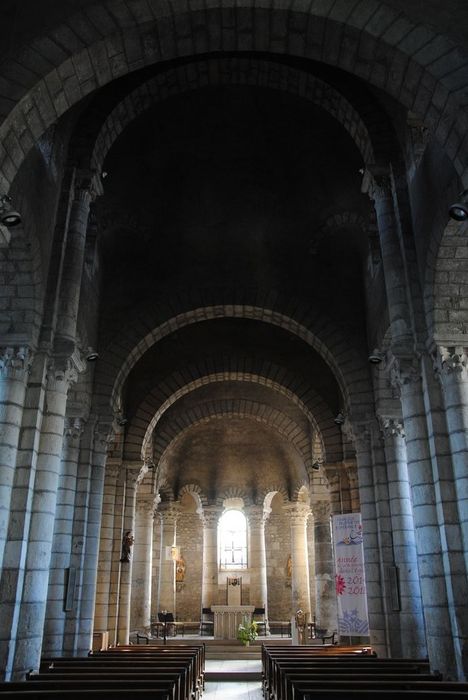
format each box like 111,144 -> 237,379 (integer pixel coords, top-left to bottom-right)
449,190 -> 468,221
85,347 -> 99,361
368,348 -> 383,364
312,460 -> 323,471
334,412 -> 345,425
0,195 -> 22,227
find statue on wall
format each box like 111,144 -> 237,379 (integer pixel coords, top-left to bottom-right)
120,530 -> 134,563
286,554 -> 292,578
176,556 -> 186,582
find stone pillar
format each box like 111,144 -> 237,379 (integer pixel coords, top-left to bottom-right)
9,355 -> 80,678
378,416 -> 426,657
157,502 -> 179,614
246,505 -> 270,631
131,496 -> 155,632
200,506 -> 222,609
68,420 -> 110,655
93,463 -> 120,635
351,423 -> 387,656
0,345 -> 31,571
434,346 -> 468,565
54,173 -> 101,355
345,465 -> 360,512
43,416 -> 84,655
390,354 -> 458,677
365,169 -> 414,354
312,501 -> 335,634
116,467 -> 139,645
285,502 -> 311,616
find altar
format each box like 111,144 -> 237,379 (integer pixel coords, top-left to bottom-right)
211,605 -> 255,639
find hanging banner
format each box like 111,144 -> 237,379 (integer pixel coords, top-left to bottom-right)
332,513 -> 369,635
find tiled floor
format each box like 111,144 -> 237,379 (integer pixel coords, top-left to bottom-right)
204,681 -> 263,698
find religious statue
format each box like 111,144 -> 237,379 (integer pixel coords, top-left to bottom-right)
120,530 -> 134,563
176,556 -> 186,582
286,554 -> 292,578
295,608 -> 307,645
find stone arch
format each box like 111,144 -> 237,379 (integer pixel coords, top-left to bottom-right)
291,483 -> 311,503
262,487 -> 290,509
1,2 -> 468,195
144,399 -> 316,470
176,482 -> 207,510
123,366 -> 342,464
89,57 -> 375,177
216,486 -> 252,508
153,415 -> 313,486
93,300 -> 371,420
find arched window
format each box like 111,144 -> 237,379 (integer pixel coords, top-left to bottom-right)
219,509 -> 247,569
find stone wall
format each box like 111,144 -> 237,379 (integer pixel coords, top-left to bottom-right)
265,511 -> 292,621
174,513 -> 203,621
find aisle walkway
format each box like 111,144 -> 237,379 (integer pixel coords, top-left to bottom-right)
205,659 -> 262,672
204,681 -> 263,698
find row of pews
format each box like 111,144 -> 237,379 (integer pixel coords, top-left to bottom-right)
262,644 -> 468,700
0,644 -> 205,699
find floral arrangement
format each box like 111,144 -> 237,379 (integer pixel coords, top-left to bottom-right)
237,616 -> 258,645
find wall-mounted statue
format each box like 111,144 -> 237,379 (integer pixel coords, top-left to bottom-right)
120,530 -> 134,563
176,556 -> 186,582
286,554 -> 292,578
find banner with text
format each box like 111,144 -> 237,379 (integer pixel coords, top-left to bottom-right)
332,513 -> 369,635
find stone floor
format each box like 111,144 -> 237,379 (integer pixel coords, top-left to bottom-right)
205,659 -> 262,672
204,681 -> 263,698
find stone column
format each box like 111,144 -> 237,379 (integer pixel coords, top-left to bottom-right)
43,416 -> 84,655
390,354 -> 457,677
312,501 -> 335,634
157,502 -> 179,614
131,496 -> 155,632
93,463 -> 120,635
9,355 -> 80,678
116,467 -> 139,645
0,345 -> 31,571
285,502 -> 311,616
54,172 -> 101,355
378,416 -> 426,657
434,346 -> 468,565
200,506 -> 222,609
365,168 -> 414,354
345,465 -> 360,512
246,505 -> 270,631
67,420 -> 111,655
351,423 -> 387,656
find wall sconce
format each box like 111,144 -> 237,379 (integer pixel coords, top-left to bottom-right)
368,348 -> 384,364
334,412 -> 345,425
85,347 -> 99,361
449,190 -> 468,221
0,195 -> 22,227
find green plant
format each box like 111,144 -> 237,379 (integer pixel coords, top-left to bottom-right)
237,616 -> 258,645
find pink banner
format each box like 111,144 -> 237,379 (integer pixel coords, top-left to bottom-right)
332,513 -> 369,635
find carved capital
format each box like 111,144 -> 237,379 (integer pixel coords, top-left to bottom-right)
63,416 -> 85,440
46,354 -> 82,392
378,415 -> 405,440
311,500 -> 331,522
94,421 -> 115,452
157,501 -> 180,525
136,496 -> 157,517
199,505 -> 223,528
388,354 -> 421,397
74,169 -> 103,204
246,505 -> 269,527
285,501 -> 311,525
361,165 -> 392,202
433,346 -> 468,382
0,345 -> 32,379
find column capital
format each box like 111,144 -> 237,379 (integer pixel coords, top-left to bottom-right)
157,501 -> 180,525
387,353 -> 421,397
378,414 -> 405,440
361,165 -> 392,201
63,416 -> 85,440
311,500 -> 331,522
74,168 -> 103,203
285,501 -> 311,525
199,505 -> 223,527
46,350 -> 85,391
433,345 -> 468,382
136,495 -> 157,517
0,344 -> 32,379
245,505 -> 270,526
